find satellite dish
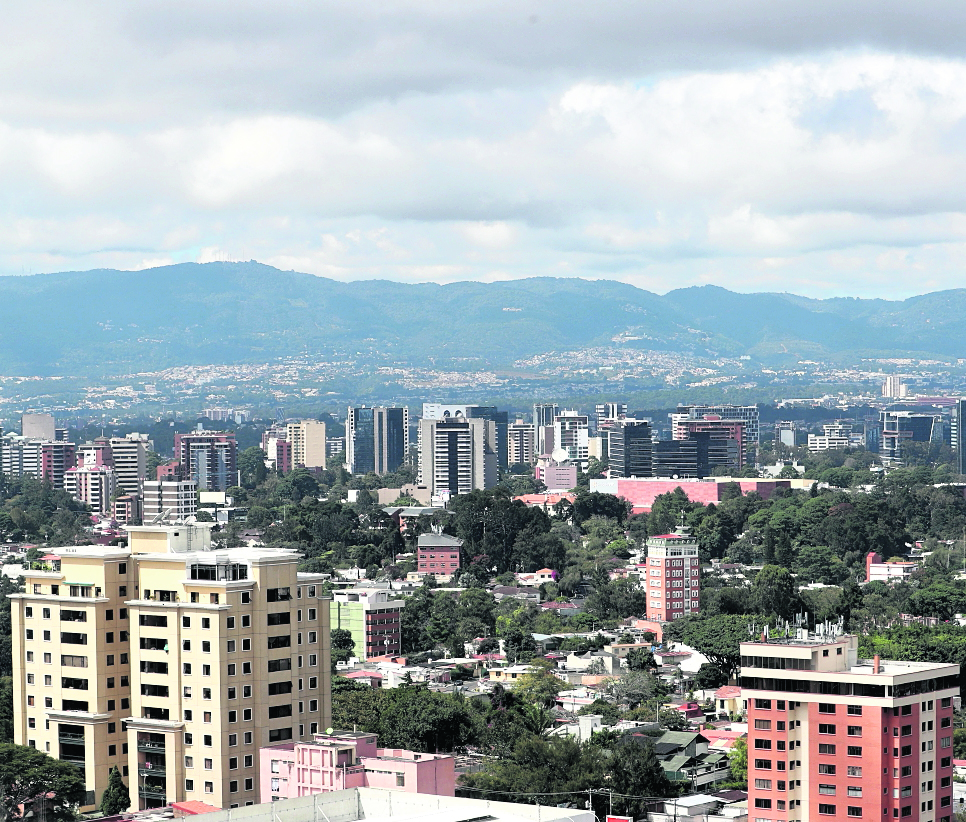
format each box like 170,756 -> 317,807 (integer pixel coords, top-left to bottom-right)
325,727 -> 334,734
551,448 -> 568,462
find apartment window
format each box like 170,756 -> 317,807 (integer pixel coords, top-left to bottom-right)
205,782 -> 213,794
308,608 -> 317,620
185,733 -> 193,745
848,746 -> 863,756
201,641 -> 211,653
26,674 -> 34,685
901,725 -> 912,736
119,608 -> 127,619
242,615 -> 250,628
309,699 -> 318,712
309,677 -> 318,689
228,664 -> 236,676
942,697 -> 952,708
819,724 -> 836,735
210,594 -> 219,605
183,663 -> 192,675
941,737 -> 951,748
185,756 -> 194,768
182,616 -> 191,628
241,592 -> 251,604
183,687 -> 192,698
183,640 -> 191,651
244,755 -> 253,767
191,592 -> 199,603
121,698 -> 129,709
43,653 -> 51,663
204,735 -> 213,747
25,607 -> 32,618
185,710 -> 193,721
203,688 -> 212,700
848,766 -> 863,777
819,764 -> 836,775
754,799 -> 772,809
242,638 -> 251,651
848,726 -> 862,736
754,759 -> 772,770
24,630 -> 33,640
228,734 -> 237,747
309,654 -> 317,666
120,652 -> 128,664
230,781 -> 239,794
819,785 -> 836,795
107,655 -> 115,666
244,779 -> 254,791
848,787 -> 862,797
227,640 -> 236,653
243,709 -> 252,721
228,687 -> 237,699
229,711 -> 237,723
243,685 -> 252,698
308,632 -> 317,643
227,617 -> 235,629
26,653 -> 33,664
202,664 -> 211,676
204,758 -> 213,769
185,779 -> 194,792
244,732 -> 253,744
847,808 -> 862,817
819,805 -> 836,815
755,739 -> 772,750
108,744 -> 116,756
819,744 -> 836,755
202,618 -> 210,629
819,704 -> 836,714
243,662 -> 252,674
268,728 -> 293,742
119,586 -> 126,596
901,745 -> 912,756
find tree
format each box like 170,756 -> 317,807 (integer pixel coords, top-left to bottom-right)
330,628 -> 356,669
626,647 -> 656,671
751,565 -> 799,621
0,743 -> 86,822
237,446 -> 268,488
0,678 -> 11,743
99,766 -> 130,815
608,737 -> 677,817
502,625 -> 537,664
692,662 -> 729,691
728,737 -> 748,787
513,664 -> 564,708
664,614 -> 763,679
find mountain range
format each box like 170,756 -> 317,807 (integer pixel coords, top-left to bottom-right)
1,261 -> 964,374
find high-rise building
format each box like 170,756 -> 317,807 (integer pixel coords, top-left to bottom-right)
1,434 -> 43,480
346,407 -> 409,475
880,411 -> 943,465
65,445 -> 117,516
421,405 -> 509,468
595,402 -> 627,431
417,417 -> 498,497
673,405 -> 760,451
652,432 -> 737,478
21,413 -> 55,440
553,411 -> 590,469
10,523 -> 333,812
41,441 -> 77,490
108,434 -> 151,495
607,421 -> 652,478
883,375 -> 908,399
643,521 -> 700,622
176,431 -> 237,491
776,422 -> 797,449
741,631 -> 959,822
143,480 -> 198,522
285,420 -> 327,470
807,423 -> 857,452
533,404 -> 559,456
670,414 -> 746,469
330,589 -> 404,660
507,421 -> 536,466
955,400 -> 966,475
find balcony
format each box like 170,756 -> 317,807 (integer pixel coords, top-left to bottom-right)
58,731 -> 85,743
138,788 -> 167,801
137,740 -> 166,753
138,766 -> 166,777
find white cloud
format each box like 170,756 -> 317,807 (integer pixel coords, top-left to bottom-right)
4,3 -> 966,297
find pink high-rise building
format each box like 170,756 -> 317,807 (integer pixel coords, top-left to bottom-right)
742,632 -> 959,822
260,731 -> 455,803
644,522 -> 700,622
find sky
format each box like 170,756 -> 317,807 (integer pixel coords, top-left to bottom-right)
4,2 -> 966,298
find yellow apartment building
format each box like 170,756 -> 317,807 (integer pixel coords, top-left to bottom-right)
11,523 -> 332,812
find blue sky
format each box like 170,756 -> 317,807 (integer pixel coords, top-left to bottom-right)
2,1 -> 966,298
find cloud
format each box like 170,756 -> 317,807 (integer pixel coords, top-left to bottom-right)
4,4 -> 966,297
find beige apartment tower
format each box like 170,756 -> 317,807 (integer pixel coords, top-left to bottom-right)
11,524 -> 332,812
286,420 -> 327,469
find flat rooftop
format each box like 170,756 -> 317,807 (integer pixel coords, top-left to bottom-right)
184,788 -> 594,822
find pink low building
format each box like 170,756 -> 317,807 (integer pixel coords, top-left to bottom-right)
259,731 -> 456,803
590,477 -> 792,515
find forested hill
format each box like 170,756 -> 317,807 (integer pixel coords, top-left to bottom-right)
1,261 -> 965,374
